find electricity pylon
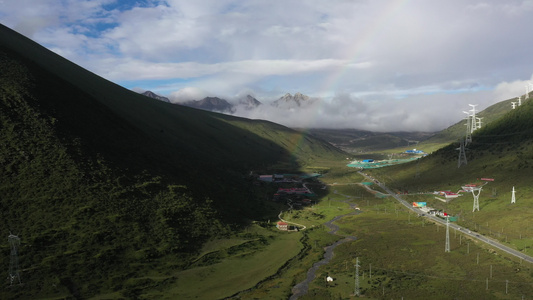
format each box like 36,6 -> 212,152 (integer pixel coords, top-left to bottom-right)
476,117 -> 483,129
463,112 -> 472,145
457,139 -> 467,168
469,104 -> 478,132
472,187 -> 482,212
511,186 -> 516,204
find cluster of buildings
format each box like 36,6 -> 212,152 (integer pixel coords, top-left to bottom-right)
432,181 -> 488,202
405,149 -> 425,154
273,187 -> 315,208
433,190 -> 462,202
255,173 -> 321,231
412,202 -> 458,221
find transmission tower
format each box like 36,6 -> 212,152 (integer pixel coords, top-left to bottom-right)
354,257 -> 360,296
472,187 -> 482,212
518,96 -> 522,106
511,186 -> 516,204
445,217 -> 450,252
463,112 -> 472,145
457,139 -> 467,168
476,117 -> 483,129
8,234 -> 21,285
512,102 -> 517,109
469,104 -> 478,132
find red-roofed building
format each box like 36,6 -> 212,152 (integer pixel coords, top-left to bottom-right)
276,221 -> 288,231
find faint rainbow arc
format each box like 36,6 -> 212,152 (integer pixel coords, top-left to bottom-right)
286,0 -> 410,160
319,0 -> 410,96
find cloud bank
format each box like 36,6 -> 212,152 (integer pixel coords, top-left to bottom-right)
2,0 -> 533,131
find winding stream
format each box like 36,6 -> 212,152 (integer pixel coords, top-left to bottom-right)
289,190 -> 359,300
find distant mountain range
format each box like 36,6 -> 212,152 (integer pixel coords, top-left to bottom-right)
141,90 -> 170,103
239,94 -> 262,110
140,90 -> 523,154
182,96 -> 236,113
272,92 -> 315,108
140,91 -> 315,113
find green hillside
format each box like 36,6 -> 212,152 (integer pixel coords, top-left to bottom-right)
418,98 -> 517,153
368,96 -> 533,258
306,128 -> 434,153
305,97 -> 519,156
0,25 -> 345,298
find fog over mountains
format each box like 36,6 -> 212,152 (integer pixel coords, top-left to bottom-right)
141,91 -> 356,129
140,90 -> 466,132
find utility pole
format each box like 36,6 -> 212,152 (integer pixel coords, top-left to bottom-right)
354,257 -> 360,296
445,217 -> 450,253
8,234 -> 21,285
506,279 -> 508,294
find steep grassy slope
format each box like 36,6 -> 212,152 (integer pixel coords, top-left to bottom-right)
0,25 -> 345,298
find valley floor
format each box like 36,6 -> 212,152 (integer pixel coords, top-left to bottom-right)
138,164 -> 533,299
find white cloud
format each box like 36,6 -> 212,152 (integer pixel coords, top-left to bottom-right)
492,75 -> 533,103
3,0 -> 533,131
170,87 -> 211,102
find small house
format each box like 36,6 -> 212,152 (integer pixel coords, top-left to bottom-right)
276,221 -> 288,231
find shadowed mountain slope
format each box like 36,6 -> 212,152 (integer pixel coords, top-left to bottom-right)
0,25 -> 345,298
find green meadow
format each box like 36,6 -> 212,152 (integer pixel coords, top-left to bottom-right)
296,193 -> 533,299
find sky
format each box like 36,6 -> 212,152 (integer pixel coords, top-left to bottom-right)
2,0 -> 533,132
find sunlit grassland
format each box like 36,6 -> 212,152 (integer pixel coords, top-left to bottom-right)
140,224 -> 302,299
209,165 -> 371,299
368,147 -> 533,257
235,227 -> 340,299
299,197 -> 533,299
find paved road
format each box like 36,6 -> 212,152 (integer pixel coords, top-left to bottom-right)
358,171 -> 533,264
